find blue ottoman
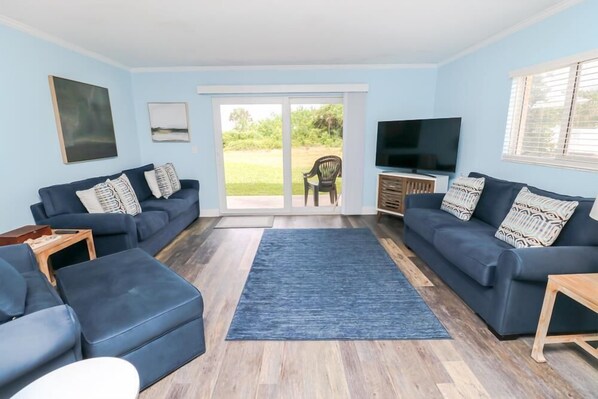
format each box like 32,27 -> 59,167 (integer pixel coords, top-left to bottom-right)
55,248 -> 205,389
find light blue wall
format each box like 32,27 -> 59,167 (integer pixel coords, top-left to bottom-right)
131,68 -> 438,211
435,0 -> 598,197
0,24 -> 140,231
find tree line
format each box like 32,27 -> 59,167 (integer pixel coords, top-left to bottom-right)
223,105 -> 343,150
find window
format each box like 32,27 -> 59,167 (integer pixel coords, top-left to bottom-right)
503,56 -> 598,170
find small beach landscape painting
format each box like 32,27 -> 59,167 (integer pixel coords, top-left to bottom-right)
49,76 -> 118,163
148,102 -> 190,142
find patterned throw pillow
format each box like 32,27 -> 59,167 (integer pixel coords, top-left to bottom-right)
441,177 -> 485,221
164,163 -> 181,192
94,181 -> 126,214
154,165 -> 174,199
495,187 -> 579,248
109,174 -> 142,216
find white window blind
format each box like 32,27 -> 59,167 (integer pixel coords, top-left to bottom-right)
503,57 -> 598,170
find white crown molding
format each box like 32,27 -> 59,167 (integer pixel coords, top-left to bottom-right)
438,0 -> 584,67
197,84 -> 369,95
0,15 -> 129,70
509,48 -> 598,77
131,63 -> 437,73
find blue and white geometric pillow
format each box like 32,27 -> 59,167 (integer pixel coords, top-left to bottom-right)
94,181 -> 126,214
108,174 -> 142,216
154,165 -> 174,199
441,176 -> 485,221
164,163 -> 181,192
495,187 -> 579,248
154,163 -> 181,198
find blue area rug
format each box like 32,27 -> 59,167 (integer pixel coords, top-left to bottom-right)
226,228 -> 450,340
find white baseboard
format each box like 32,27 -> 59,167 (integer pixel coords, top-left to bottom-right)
200,207 -> 377,217
200,208 -> 220,217
360,206 -> 378,215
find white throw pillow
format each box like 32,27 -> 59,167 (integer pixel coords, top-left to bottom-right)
440,177 -> 485,221
108,174 -> 142,216
144,170 -> 162,199
495,187 -> 579,248
76,187 -> 104,213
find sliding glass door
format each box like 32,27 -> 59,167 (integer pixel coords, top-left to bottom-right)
213,97 -> 343,214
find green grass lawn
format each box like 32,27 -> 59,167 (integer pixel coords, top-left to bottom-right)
224,147 -> 342,196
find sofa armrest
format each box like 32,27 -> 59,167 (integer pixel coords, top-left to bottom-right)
37,213 -> 137,237
498,246 -> 598,283
405,193 -> 444,210
180,179 -> 199,191
0,305 -> 82,387
0,244 -> 38,273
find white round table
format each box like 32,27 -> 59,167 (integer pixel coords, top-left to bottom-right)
13,357 -> 139,399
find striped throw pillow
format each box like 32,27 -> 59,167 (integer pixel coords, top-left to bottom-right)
154,165 -> 174,199
495,187 -> 579,248
109,174 -> 142,216
94,181 -> 126,214
441,177 -> 485,221
164,163 -> 181,192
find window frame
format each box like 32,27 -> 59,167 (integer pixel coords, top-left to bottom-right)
502,51 -> 598,171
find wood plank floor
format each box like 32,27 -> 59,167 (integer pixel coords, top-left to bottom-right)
141,215 -> 598,399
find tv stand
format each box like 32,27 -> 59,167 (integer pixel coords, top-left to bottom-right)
377,172 -> 449,219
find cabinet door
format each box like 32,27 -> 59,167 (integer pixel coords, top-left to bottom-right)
378,175 -> 404,214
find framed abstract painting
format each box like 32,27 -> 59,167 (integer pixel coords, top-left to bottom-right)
49,76 -> 118,163
148,102 -> 190,142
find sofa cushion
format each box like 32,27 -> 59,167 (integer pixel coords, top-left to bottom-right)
122,164 -> 154,202
141,198 -> 189,220
0,259 -> 27,322
21,271 -> 64,315
404,208 -> 495,243
168,188 -> 199,206
469,172 -> 525,228
495,187 -> 579,248
134,211 -> 169,241
39,176 -> 109,217
526,186 -> 598,247
56,249 -> 203,359
434,228 -> 513,287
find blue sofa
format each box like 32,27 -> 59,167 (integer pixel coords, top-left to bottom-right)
0,245 -> 80,398
0,244 -> 205,396
404,172 -> 598,337
30,164 -> 199,261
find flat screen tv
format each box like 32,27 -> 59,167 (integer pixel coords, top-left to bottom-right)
375,117 -> 461,173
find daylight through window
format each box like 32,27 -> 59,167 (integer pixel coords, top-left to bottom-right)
503,56 -> 598,170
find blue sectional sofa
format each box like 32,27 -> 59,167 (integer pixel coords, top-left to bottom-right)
404,172 -> 598,337
30,164 -> 199,260
0,244 -> 205,396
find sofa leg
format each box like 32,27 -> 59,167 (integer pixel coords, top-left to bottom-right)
488,325 -> 519,341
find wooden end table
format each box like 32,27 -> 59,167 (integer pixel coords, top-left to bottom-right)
30,229 -> 96,285
531,273 -> 598,363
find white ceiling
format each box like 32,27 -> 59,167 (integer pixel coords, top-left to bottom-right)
0,0 -> 577,69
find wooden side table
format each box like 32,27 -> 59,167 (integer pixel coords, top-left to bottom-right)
30,229 -> 96,285
531,273 -> 598,363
